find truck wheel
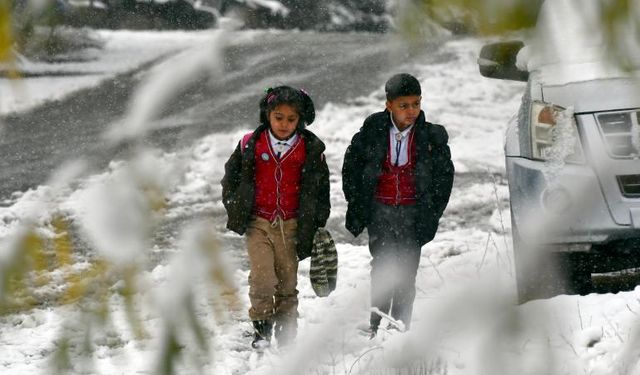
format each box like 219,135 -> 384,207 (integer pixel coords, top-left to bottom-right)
562,253 -> 593,295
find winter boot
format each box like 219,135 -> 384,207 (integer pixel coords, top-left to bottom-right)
356,322 -> 378,339
251,320 -> 273,349
274,317 -> 297,347
368,324 -> 378,339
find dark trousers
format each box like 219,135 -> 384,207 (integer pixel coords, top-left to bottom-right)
368,202 -> 421,330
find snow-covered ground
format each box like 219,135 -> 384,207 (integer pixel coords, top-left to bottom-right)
1,29 -> 640,375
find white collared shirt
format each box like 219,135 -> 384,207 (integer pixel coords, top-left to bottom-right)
268,130 -> 299,158
389,115 -> 413,166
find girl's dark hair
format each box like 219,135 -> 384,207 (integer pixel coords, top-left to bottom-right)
259,86 -> 315,129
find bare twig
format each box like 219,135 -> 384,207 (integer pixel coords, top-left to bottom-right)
490,234 -> 505,269
488,171 -> 514,276
476,232 -> 492,273
577,300 -> 584,330
559,333 -> 578,357
603,314 -> 625,343
426,255 -> 445,283
348,346 -> 383,375
416,285 -> 429,297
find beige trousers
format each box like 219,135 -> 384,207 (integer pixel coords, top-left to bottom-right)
246,216 -> 299,322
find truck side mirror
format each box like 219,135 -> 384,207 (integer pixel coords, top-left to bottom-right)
478,41 -> 529,82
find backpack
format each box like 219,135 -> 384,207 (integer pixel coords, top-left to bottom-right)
309,228 -> 338,297
240,132 -> 253,153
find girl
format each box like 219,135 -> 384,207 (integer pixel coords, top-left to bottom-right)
221,86 -> 330,349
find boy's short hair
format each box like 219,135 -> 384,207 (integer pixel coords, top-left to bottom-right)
385,73 -> 421,100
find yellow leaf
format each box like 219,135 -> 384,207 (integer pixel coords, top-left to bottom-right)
52,216 -> 74,268
0,0 -> 12,62
0,0 -> 19,80
60,260 -> 108,305
60,272 -> 85,305
24,230 -> 50,286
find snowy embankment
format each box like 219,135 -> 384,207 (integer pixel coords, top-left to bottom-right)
0,29 -> 260,116
1,30 -> 640,375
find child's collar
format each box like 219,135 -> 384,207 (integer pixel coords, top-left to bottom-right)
268,129 -> 299,144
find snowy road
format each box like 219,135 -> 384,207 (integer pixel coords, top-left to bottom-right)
0,31 -> 431,200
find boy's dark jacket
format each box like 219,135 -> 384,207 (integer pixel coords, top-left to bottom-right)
221,124 -> 331,260
342,110 -> 454,245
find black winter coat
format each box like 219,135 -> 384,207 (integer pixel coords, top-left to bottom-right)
342,110 -> 454,246
221,124 -> 331,260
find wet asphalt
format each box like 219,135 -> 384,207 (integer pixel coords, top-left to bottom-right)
0,31 -> 441,201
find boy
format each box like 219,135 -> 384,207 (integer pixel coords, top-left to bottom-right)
342,73 -> 454,336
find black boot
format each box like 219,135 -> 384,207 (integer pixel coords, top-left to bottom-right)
367,324 -> 378,339
251,320 -> 273,349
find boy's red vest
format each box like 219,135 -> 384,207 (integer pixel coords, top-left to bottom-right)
252,131 -> 306,221
375,130 -> 418,206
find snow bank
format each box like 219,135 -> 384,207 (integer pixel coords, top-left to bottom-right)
0,30 -> 261,116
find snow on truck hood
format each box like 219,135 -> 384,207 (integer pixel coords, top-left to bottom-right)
517,0 -> 640,86
539,77 -> 640,113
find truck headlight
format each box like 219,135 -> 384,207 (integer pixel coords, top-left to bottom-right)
530,102 -> 585,164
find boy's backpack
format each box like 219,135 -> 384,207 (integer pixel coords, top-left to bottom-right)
309,228 -> 338,297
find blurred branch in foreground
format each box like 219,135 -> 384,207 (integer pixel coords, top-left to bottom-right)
392,0 -> 542,38
0,26 -> 235,374
402,0 -> 637,45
